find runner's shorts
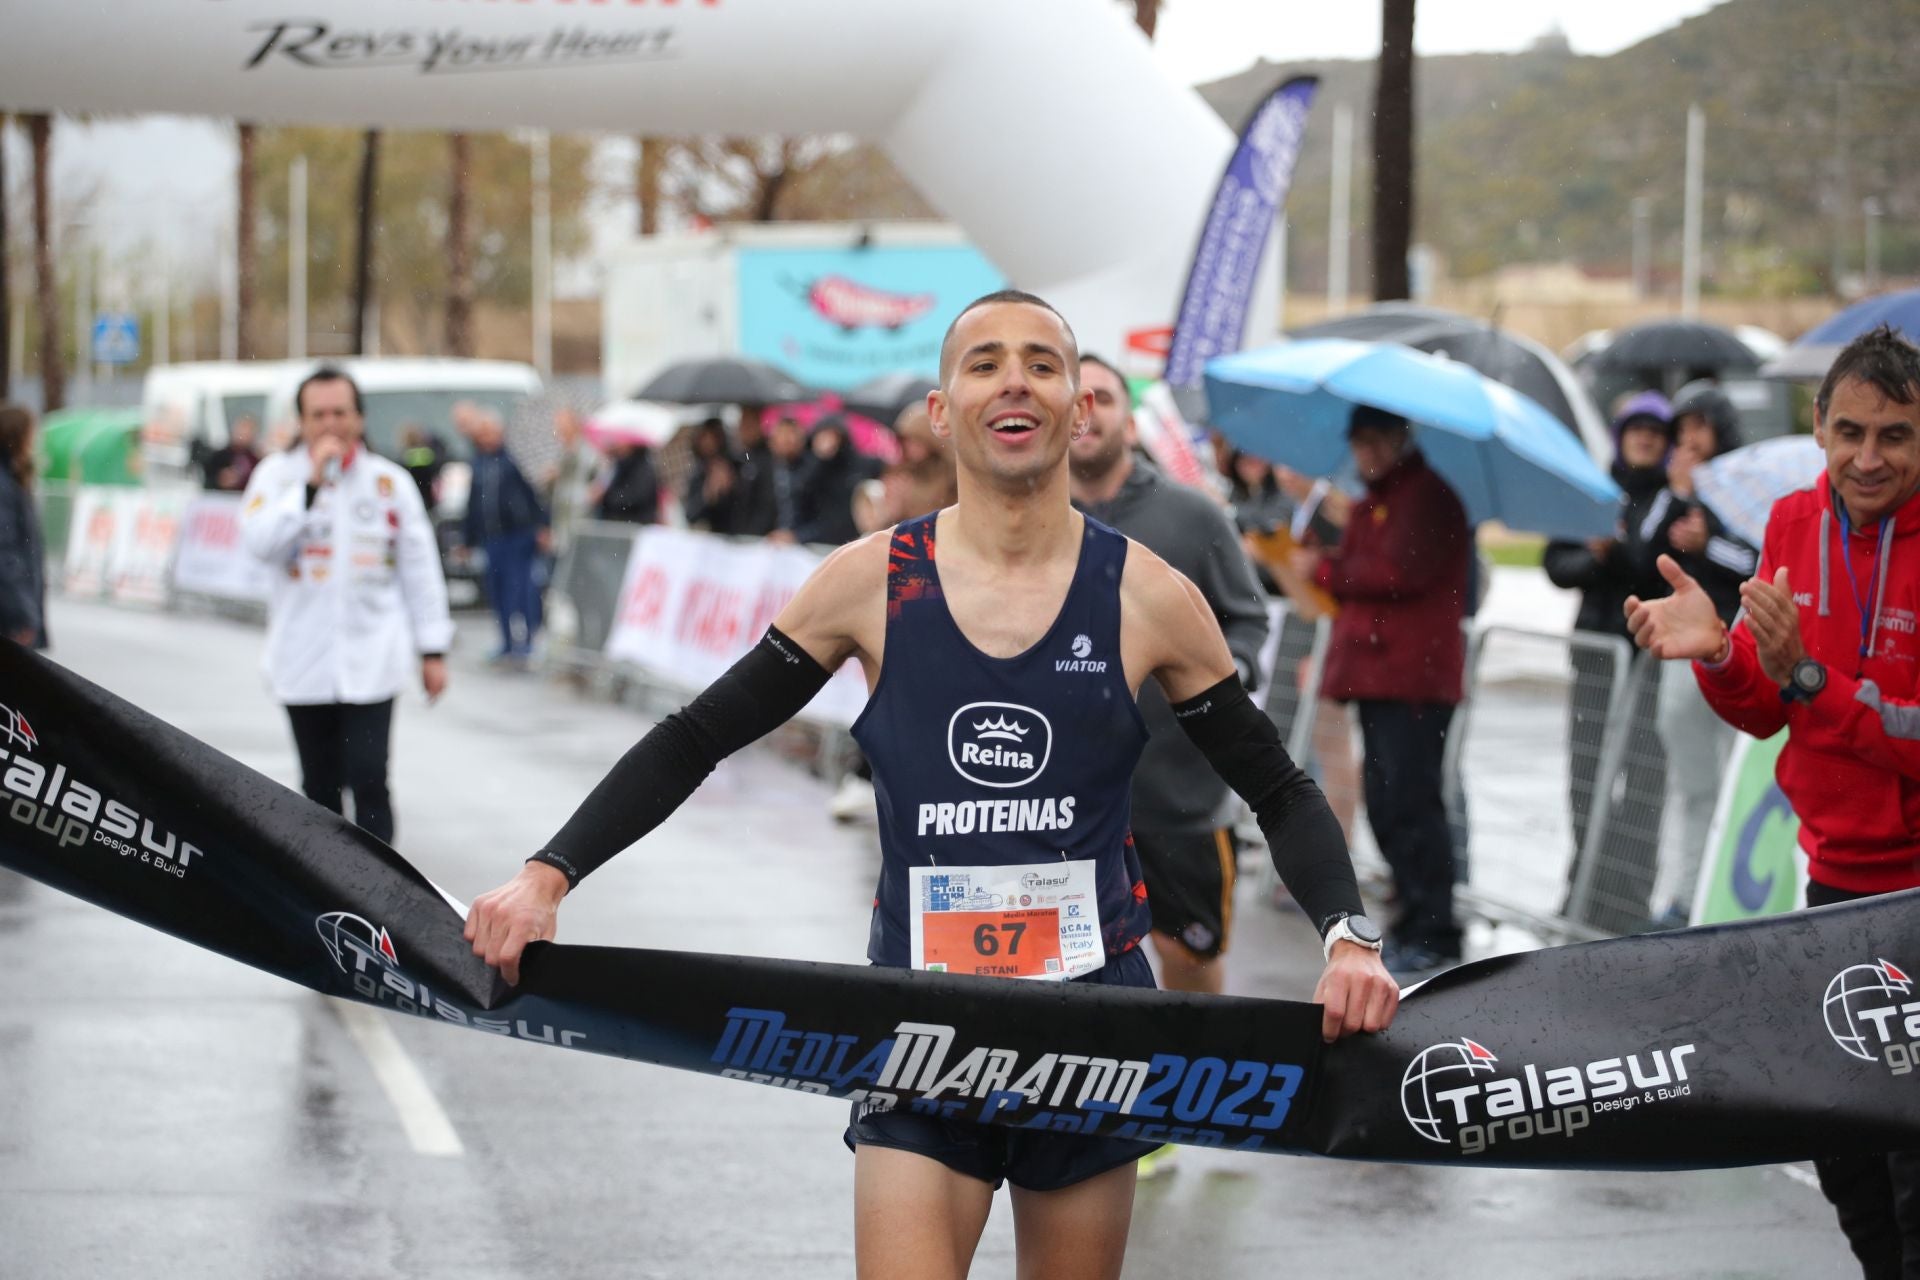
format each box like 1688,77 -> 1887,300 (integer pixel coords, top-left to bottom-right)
1132,827 -> 1236,960
844,947 -> 1157,1190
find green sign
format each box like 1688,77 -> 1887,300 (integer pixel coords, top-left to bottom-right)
1694,730 -> 1802,924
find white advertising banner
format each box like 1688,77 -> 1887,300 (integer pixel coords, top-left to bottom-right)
605,529 -> 869,727
0,0 -> 1241,363
172,495 -> 275,603
62,487 -> 190,606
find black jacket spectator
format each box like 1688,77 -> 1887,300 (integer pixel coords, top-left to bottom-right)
683,421 -> 740,535
595,446 -> 660,525
791,418 -> 878,546
1544,465 -> 1673,640
0,405 -> 48,650
1652,384 -> 1757,624
464,447 -> 548,545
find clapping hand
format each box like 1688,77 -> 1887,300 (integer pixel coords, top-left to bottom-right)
1740,566 -> 1807,687
1625,555 -> 1727,661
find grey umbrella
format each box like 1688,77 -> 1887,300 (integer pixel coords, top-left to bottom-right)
843,372 -> 939,425
1285,303 -> 1609,461
635,356 -> 810,406
1590,320 -> 1761,376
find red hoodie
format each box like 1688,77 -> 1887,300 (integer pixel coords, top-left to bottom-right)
1694,480 -> 1920,892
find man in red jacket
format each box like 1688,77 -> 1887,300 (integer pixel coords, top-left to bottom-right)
1302,405 -> 1471,976
1626,325 -> 1920,1279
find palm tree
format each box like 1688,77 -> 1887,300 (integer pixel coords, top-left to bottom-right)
350,128 -> 380,356
446,132 -> 472,357
1371,0 -> 1416,301
26,113 -> 62,411
237,122 -> 258,360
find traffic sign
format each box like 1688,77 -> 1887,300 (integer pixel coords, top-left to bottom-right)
92,312 -> 140,365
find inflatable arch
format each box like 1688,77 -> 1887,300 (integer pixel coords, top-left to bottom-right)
0,0 -> 1272,363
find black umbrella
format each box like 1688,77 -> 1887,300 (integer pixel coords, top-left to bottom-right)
1285,303 -> 1607,456
1590,320 -> 1760,376
635,357 -> 810,406
843,372 -> 938,425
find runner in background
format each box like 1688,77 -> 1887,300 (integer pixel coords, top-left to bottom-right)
465,291 -> 1397,1279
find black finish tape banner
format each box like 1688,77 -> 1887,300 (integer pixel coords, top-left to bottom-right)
4,640 -> 1919,1169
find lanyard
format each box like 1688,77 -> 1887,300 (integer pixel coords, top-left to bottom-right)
1837,505 -> 1876,660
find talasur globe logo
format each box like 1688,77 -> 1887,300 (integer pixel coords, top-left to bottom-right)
948,701 -> 1051,789
1401,1038 -> 1499,1143
1823,958 -> 1918,1072
317,910 -> 400,976
0,702 -> 38,753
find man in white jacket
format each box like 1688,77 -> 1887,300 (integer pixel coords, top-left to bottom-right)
240,367 -> 453,844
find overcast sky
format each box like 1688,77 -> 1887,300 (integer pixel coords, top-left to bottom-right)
4,0 -> 1723,300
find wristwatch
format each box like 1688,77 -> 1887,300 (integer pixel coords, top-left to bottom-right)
1781,657 -> 1827,704
1322,912 -> 1384,961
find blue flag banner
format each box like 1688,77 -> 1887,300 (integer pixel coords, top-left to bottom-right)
1162,75 -> 1319,392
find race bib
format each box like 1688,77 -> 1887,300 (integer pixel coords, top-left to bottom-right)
908,860 -> 1103,981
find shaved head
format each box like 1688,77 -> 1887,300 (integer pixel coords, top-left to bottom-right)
938,289 -> 1079,385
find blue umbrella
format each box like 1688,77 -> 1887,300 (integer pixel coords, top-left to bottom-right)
1762,288 -> 1920,381
1204,339 -> 1622,539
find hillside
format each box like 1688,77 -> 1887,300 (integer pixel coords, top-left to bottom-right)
1196,0 -> 1920,296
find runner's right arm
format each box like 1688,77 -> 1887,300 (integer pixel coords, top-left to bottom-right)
465,533 -> 885,983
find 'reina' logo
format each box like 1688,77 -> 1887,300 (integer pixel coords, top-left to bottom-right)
0,703 -> 36,753
949,702 -> 1051,789
1824,958 -> 1920,1074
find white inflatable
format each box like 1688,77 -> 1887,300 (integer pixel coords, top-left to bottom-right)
0,0 -> 1268,363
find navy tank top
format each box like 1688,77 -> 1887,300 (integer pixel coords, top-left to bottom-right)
851,512 -> 1151,968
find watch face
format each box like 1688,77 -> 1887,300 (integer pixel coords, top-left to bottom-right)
1795,660 -> 1825,693
1346,914 -> 1383,945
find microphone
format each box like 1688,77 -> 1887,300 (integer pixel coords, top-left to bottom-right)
322,454 -> 342,487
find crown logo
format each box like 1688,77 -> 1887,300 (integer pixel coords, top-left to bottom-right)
971,716 -> 1029,742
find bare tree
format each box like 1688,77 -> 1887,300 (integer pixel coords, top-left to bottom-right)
446,132 -> 472,357
237,122 -> 258,359
1371,0 -> 1416,301
668,137 -> 837,224
635,135 -> 666,236
350,128 -> 379,356
0,114 -> 10,402
26,114 -> 62,412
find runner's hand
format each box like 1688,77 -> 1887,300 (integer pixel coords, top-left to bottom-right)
465,860 -> 569,985
1313,942 -> 1399,1043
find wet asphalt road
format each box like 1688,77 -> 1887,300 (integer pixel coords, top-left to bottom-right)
0,597 -> 1854,1279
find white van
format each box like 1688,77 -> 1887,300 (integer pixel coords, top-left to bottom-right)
263,358 -> 547,606
141,360 -> 303,481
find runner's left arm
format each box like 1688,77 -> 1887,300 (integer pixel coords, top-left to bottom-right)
1132,552 -> 1397,1040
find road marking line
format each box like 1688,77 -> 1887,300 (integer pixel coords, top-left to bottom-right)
330,998 -> 465,1157
1779,1163 -> 1821,1190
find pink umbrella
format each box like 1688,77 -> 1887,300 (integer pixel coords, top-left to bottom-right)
768,394 -> 902,465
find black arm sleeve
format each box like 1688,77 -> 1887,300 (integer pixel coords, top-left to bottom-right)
1172,675 -> 1362,935
528,626 -> 832,889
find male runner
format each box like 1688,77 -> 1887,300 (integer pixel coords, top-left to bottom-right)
466,291 -> 1399,1279
1067,352 -> 1271,997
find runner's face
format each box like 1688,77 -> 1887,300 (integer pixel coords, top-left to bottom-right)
932,303 -> 1088,490
299,379 -> 364,450
1818,375 -> 1920,527
1068,361 -> 1132,479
